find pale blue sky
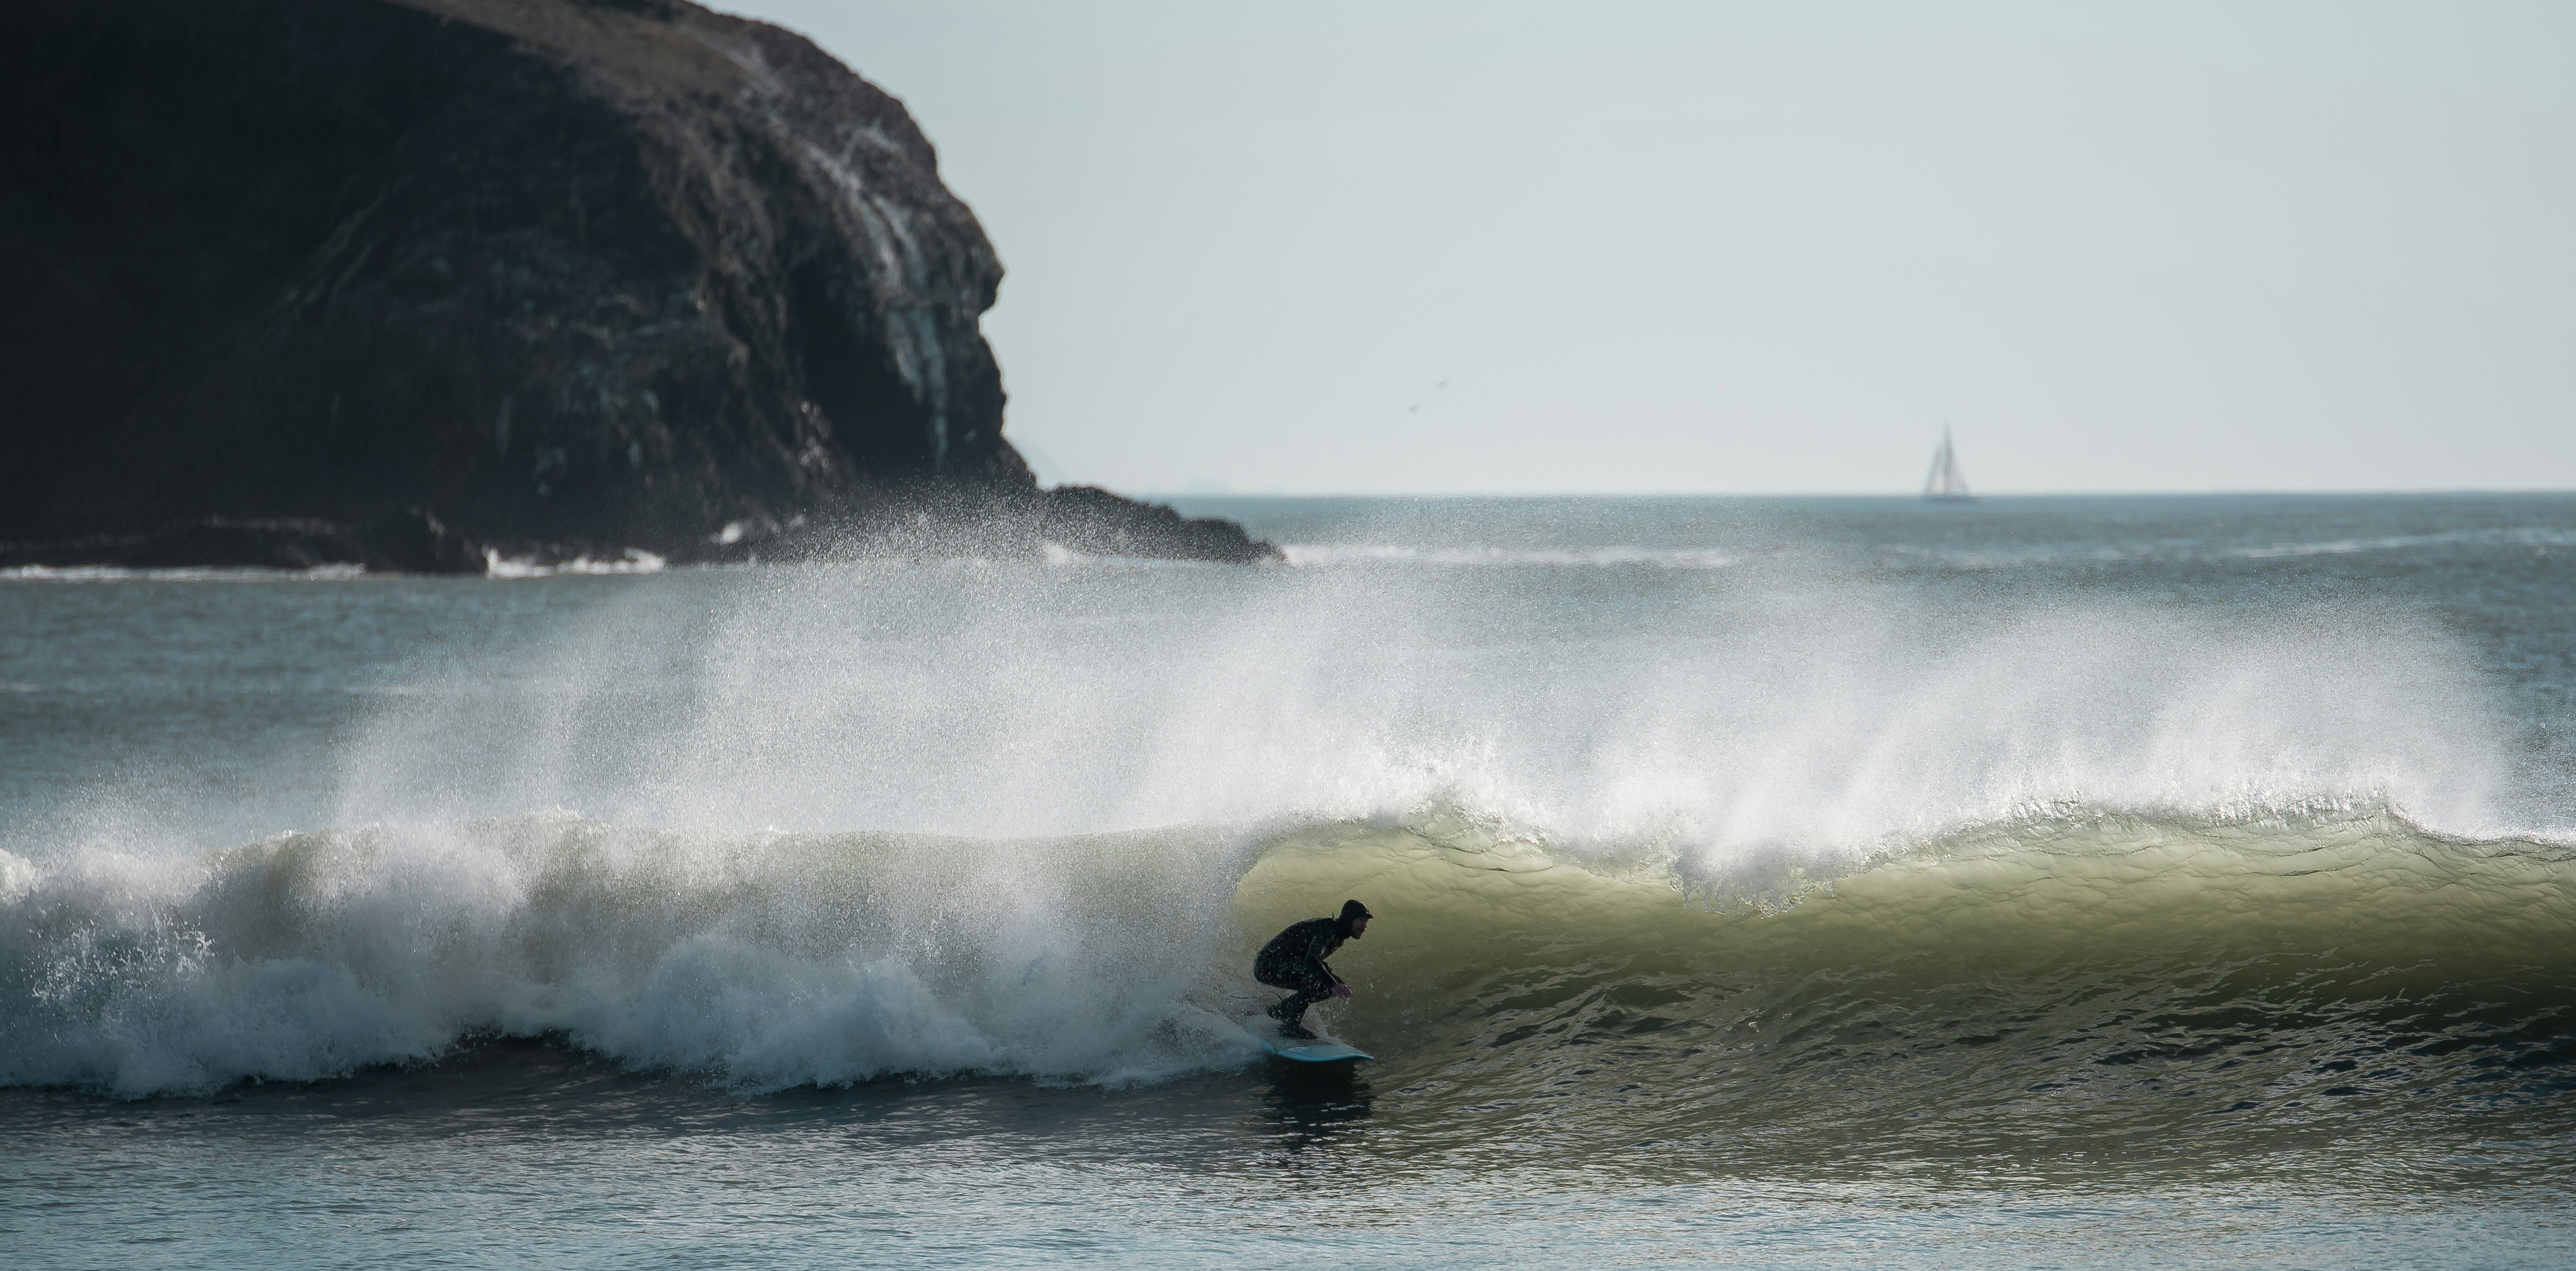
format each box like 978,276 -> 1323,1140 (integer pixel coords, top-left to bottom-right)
729,2 -> 2574,494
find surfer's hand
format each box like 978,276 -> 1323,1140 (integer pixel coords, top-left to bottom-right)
1331,984 -> 1352,999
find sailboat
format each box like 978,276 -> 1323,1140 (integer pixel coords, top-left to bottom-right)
1922,425 -> 1976,502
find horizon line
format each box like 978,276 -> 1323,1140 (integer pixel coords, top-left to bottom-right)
1123,487 -> 2576,501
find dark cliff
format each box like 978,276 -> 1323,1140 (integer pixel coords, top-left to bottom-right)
0,0 -> 1275,568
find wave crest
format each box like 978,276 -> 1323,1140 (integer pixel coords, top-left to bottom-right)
6,806 -> 2569,1111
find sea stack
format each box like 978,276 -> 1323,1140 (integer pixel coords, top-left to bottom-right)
0,0 -> 1276,569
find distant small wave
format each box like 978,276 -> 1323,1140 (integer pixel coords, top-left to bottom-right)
0,564 -> 370,583
2225,527 -> 2576,560
1281,544 -> 1735,569
0,549 -> 674,581
1904,525 -> 2576,571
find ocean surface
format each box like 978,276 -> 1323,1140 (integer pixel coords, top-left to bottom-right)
3,493 -> 2571,1267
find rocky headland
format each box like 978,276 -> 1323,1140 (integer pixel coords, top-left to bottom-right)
1,0 -> 1275,571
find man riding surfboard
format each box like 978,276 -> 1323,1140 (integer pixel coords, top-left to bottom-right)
1254,899 -> 1371,1040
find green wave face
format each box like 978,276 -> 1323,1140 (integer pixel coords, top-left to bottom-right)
1233,813 -> 2576,1180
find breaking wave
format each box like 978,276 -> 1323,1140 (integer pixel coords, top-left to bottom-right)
5,803 -> 2569,1132
6,512 -> 2571,1167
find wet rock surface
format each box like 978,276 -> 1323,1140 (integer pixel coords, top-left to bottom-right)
1,0 -> 1278,568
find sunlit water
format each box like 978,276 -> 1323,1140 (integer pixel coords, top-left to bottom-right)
4,495 -> 2572,1266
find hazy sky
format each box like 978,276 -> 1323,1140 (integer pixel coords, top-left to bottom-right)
729,1 -> 2573,494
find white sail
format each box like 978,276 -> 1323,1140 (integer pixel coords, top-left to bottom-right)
1923,426 -> 1975,501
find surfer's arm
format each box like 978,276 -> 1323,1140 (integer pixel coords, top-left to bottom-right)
1306,930 -> 1353,997
1305,931 -> 1345,984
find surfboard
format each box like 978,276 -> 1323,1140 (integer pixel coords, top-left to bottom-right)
1266,1038 -> 1373,1063
1244,1016 -> 1372,1064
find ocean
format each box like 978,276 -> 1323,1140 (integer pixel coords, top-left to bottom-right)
3,494 -> 2571,1267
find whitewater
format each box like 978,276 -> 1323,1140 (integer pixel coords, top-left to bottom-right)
3,494 -> 2571,1267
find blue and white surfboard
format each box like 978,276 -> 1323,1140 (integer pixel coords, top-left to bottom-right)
1244,1017 -> 1373,1063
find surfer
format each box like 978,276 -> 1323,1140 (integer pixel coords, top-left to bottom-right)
1254,899 -> 1371,1039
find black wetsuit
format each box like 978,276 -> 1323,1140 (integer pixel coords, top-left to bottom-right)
1254,916 -> 1348,1030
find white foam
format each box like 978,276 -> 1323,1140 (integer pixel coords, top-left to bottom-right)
0,819 -> 1259,1097
482,548 -> 667,578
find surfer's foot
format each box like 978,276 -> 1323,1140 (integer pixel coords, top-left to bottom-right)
1277,1021 -> 1318,1040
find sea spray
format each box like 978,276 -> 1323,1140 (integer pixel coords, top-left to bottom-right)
305,557 -> 2514,859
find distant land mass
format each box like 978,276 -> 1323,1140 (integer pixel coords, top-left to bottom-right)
0,0 -> 1275,571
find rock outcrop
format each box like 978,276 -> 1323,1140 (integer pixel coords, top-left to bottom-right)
0,0 -> 1277,567
0,510 -> 488,575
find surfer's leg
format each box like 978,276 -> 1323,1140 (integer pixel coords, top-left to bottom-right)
1253,950 -> 1308,1000
1266,988 -> 1325,1024
1260,963 -> 1334,1036
1254,949 -> 1334,1035
1267,994 -> 1321,1038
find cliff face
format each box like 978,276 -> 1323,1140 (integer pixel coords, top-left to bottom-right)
0,0 -> 1273,565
